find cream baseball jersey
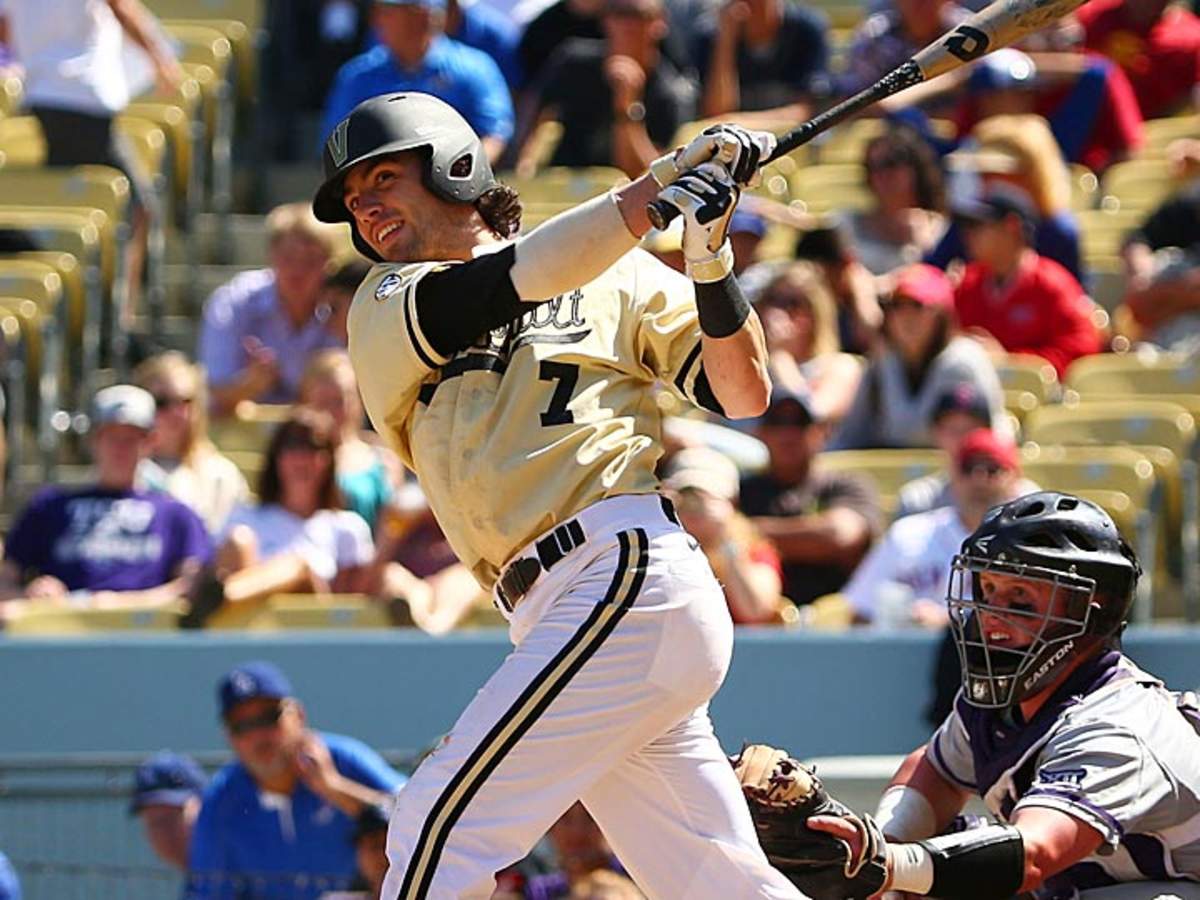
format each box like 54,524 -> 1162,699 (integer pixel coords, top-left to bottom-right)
348,246 -> 719,589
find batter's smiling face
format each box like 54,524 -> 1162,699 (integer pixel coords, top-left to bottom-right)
342,151 -> 473,263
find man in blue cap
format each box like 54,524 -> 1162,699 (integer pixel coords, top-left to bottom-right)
130,751 -> 208,871
320,0 -> 513,161
185,661 -> 406,899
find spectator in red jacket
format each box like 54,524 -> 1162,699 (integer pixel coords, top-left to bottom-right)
953,185 -> 1102,377
1078,0 -> 1200,118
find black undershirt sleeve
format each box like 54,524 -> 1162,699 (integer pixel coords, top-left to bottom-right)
413,244 -> 531,359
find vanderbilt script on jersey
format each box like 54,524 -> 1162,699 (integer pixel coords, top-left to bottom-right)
348,249 -> 714,589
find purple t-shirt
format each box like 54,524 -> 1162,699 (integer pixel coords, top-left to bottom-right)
5,486 -> 212,591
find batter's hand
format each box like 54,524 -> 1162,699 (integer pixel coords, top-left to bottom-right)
658,163 -> 739,281
650,125 -> 776,189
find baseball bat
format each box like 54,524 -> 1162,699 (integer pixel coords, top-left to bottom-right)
646,0 -> 1091,230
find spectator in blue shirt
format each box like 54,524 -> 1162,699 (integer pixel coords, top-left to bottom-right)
186,661 -> 406,900
197,203 -> 346,416
0,852 -> 19,900
447,0 -> 524,88
129,751 -> 208,872
321,0 -> 514,161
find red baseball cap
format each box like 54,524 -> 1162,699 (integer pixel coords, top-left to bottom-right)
956,428 -> 1020,473
892,263 -> 954,309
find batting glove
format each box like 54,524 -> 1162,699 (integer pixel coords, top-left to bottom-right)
650,124 -> 777,189
658,162 -> 739,282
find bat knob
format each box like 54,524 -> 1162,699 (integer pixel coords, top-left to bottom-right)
646,198 -> 680,231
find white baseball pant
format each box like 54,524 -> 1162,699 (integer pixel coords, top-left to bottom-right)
381,494 -> 803,899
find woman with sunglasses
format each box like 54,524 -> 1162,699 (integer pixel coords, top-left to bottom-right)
187,408 -> 375,624
830,263 -> 1006,450
757,262 -> 862,421
135,352 -> 249,534
842,126 -> 948,277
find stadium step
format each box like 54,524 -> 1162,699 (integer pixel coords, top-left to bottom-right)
166,212 -> 269,267
162,262 -> 259,316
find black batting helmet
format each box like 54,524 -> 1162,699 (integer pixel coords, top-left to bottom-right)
312,92 -> 497,260
947,491 -> 1141,708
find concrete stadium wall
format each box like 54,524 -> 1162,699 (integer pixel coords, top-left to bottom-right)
2,626 -> 1198,759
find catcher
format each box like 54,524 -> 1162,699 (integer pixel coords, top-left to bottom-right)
735,492 -> 1200,900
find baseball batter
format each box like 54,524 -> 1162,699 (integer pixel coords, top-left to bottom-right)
783,492 -> 1200,900
312,92 -> 803,899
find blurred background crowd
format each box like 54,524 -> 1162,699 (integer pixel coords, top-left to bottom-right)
1,0 -> 1200,895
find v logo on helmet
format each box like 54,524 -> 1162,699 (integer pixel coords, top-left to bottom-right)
329,120 -> 350,168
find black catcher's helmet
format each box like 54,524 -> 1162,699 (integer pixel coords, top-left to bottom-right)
947,491 -> 1141,708
312,92 -> 497,260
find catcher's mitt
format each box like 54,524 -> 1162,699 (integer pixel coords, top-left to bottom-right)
731,744 -> 889,899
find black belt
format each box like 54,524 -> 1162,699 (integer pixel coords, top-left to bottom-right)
495,496 -> 680,613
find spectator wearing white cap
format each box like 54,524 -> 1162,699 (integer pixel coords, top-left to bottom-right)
0,386 -> 211,617
663,447 -> 790,624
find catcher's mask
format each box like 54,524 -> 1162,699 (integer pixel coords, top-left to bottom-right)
947,491 -> 1140,709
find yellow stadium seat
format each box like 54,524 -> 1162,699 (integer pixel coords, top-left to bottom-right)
1066,350 -> 1200,396
125,91 -> 203,228
4,602 -> 184,635
0,305 -> 30,479
0,166 -> 133,356
224,448 -> 264,489
1101,160 -> 1187,213
0,115 -> 45,166
1140,115 -> 1200,158
1077,209 -> 1144,259
1018,443 -> 1159,618
0,265 -> 67,466
3,251 -> 86,383
1024,400 -> 1198,619
1004,388 -> 1039,427
267,593 -> 392,629
1069,163 -> 1099,212
996,354 -> 1060,404
789,164 -> 871,215
815,448 -> 943,518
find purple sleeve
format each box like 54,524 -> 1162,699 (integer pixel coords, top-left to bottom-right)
171,502 -> 214,570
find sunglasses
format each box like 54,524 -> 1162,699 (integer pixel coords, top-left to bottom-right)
960,459 -> 1005,477
153,394 -> 193,411
226,705 -> 285,736
881,297 -> 927,313
867,155 -> 909,172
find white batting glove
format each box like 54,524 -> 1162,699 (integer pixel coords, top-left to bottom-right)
657,162 -> 739,282
650,124 -> 777,189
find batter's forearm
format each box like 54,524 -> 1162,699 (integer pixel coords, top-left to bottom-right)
700,304 -> 770,419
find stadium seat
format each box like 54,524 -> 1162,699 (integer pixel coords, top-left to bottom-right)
125,91 -> 204,230
815,448 -> 943,519
1003,388 -> 1040,427
267,594 -> 392,629
1139,115 -> 1200,159
1024,399 -> 1199,619
1101,160 -> 1187,213
0,267 -> 67,470
1076,209 -> 1143,259
150,1 -> 262,109
2,252 -> 86,387
1068,163 -> 1099,212
223,448 -> 264,491
1018,443 -> 1158,603
1066,350 -> 1200,396
0,75 -> 20,118
0,167 -> 135,362
0,304 -> 30,480
0,211 -> 107,369
3,602 -> 184,635
997,353 -> 1060,405
789,164 -> 872,215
